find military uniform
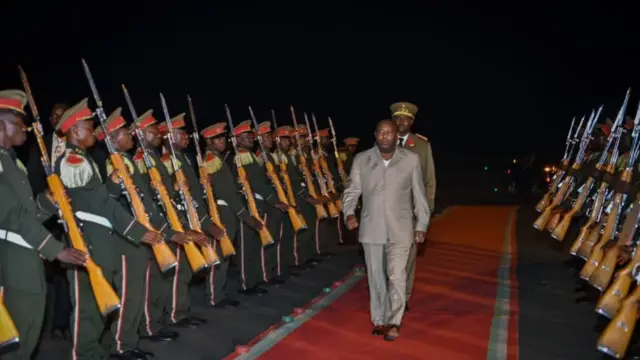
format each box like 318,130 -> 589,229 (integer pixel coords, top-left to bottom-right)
391,101 -> 436,302
273,126 -> 308,271
341,137 -> 359,175
50,99 -> 149,360
0,90 -> 66,360
158,114 -> 215,325
201,122 -> 254,304
316,128 -> 343,247
227,120 -> 276,290
99,108 -> 179,342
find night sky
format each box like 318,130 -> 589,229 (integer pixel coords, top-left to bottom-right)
2,2 -> 639,165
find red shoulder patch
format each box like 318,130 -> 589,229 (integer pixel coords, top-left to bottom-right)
161,153 -> 170,162
205,152 -> 216,162
134,149 -> 143,161
65,152 -> 85,166
255,150 -> 262,157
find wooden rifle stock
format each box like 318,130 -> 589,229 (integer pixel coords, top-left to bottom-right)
279,157 -> 297,207
109,154 -> 177,273
319,155 -> 342,211
597,285 -> 640,359
311,156 -> 339,218
47,175 -> 121,316
147,166 -> 208,273
198,166 -> 236,257
0,287 -> 19,350
236,163 -> 274,246
573,166 -> 611,257
589,169 -> 634,290
264,160 -> 307,233
298,154 -> 328,219
533,172 -> 575,230
535,163 -> 568,212
551,176 -> 597,241
174,169 -> 220,266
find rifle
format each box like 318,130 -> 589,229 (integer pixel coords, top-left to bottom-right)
159,94 -> 220,266
289,107 -> 328,219
81,61 -> 178,273
328,116 -> 348,187
249,107 -> 306,233
535,116 -> 581,212
20,65 -> 120,316
551,112 -> 600,241
0,287 -> 19,350
187,96 -> 236,257
597,284 -> 640,359
311,113 -> 341,211
304,113 -> 339,218
533,100 -> 608,231
588,111 -> 640,290
271,110 -> 300,209
122,86 -> 208,273
224,105 -> 274,246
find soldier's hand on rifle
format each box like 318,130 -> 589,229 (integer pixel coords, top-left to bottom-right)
414,231 -> 426,244
274,201 -> 290,212
173,178 -> 189,191
246,217 -> 264,231
346,215 -> 359,230
141,231 -> 163,245
109,169 -> 121,184
305,197 -> 323,205
56,248 -> 88,266
186,230 -> 208,246
207,224 -> 225,240
170,232 -> 190,245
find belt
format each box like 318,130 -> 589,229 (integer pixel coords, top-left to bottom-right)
75,211 -> 113,229
0,229 -> 33,249
216,199 -> 229,206
254,193 -> 264,201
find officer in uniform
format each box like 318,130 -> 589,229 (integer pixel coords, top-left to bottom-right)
201,122 -> 264,306
0,90 -> 87,360
158,114 -> 223,326
46,98 -> 163,360
341,137 -> 359,174
274,125 -> 321,268
98,108 -> 186,342
391,101 -> 436,311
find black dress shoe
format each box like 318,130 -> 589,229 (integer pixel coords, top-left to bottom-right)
189,316 -> 208,324
141,329 -> 179,342
133,348 -> 154,357
110,350 -> 148,360
168,317 -> 200,328
240,287 -> 264,296
289,271 -> 301,277
212,298 -> 240,308
372,325 -> 387,336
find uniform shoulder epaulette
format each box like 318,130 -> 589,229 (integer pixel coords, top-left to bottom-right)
60,150 -> 94,188
415,133 -> 429,142
339,152 -> 347,162
16,158 -> 27,174
204,152 -> 222,174
133,149 -> 147,174
106,156 -> 135,177
235,151 -> 254,166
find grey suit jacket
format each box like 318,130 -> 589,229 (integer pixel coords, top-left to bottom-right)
341,146 -> 431,245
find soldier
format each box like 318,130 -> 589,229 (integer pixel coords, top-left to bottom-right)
45,98 -> 163,360
274,125 -> 322,268
97,108 -> 188,342
391,101 -> 436,311
227,120 -> 289,293
340,137 -> 359,175
315,127 -> 343,248
158,114 -> 223,326
255,121 -> 289,282
0,90 -> 87,360
201,122 -> 264,306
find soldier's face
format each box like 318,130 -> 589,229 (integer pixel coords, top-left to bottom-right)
279,137 -> 291,151
174,129 -> 189,149
142,125 -> 162,148
375,121 -> 398,153
113,127 -> 134,152
211,136 -> 227,152
1,113 -> 28,147
299,136 -> 310,149
394,115 -> 413,135
72,120 -> 96,148
348,144 -> 356,153
262,132 -> 273,149
320,136 -> 330,147
237,132 -> 255,149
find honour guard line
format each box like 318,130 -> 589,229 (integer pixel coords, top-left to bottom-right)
0,61 -> 440,360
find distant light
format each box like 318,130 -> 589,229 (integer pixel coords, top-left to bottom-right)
513,159 -> 517,163
507,169 -> 511,174
544,166 -> 551,172
494,188 -> 498,192
484,166 -> 488,171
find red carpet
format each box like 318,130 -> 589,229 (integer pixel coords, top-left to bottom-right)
259,206 -> 520,359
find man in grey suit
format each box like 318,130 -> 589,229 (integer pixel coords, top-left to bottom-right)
342,120 -> 431,341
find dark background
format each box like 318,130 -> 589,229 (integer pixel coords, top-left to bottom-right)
2,1 -> 639,165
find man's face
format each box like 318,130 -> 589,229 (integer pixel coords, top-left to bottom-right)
1,113 -> 28,147
113,127 -> 134,152
375,121 -> 398,153
320,136 -> 330,147
394,115 -> 413,135
347,144 -> 356,154
279,136 -> 292,151
237,132 -> 255,149
71,120 -> 96,149
50,106 -> 66,129
210,135 -> 227,152
299,135 -> 310,149
173,129 -> 189,149
143,124 -> 163,148
262,132 -> 273,149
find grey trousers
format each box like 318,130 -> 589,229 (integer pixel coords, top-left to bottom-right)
362,242 -> 411,326
405,242 -> 417,299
